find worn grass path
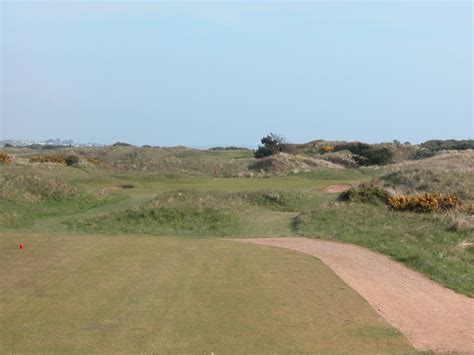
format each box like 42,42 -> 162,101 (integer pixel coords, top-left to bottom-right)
235,237 -> 474,353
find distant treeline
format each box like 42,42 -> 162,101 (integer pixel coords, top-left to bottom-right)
420,140 -> 474,151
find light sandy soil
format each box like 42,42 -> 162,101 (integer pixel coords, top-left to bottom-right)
322,184 -> 352,193
234,237 -> 474,353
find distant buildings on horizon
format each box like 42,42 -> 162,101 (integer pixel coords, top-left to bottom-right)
0,138 -> 105,148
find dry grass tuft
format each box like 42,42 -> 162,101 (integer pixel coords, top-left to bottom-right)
446,212 -> 474,232
30,155 -> 66,164
0,153 -> 12,164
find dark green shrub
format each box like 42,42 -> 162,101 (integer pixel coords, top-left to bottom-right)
65,155 -> 80,166
112,142 -> 134,147
420,139 -> 474,152
120,184 -> 134,189
253,146 -> 274,158
339,183 -> 390,204
254,133 -> 287,158
334,142 -> 393,166
412,149 -> 438,160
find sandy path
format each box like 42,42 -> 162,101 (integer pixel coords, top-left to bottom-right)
233,237 -> 474,353
322,184 -> 352,193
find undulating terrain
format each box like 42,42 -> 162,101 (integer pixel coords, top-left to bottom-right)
1,139 -> 473,352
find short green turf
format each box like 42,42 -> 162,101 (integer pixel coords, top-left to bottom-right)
0,233 -> 414,353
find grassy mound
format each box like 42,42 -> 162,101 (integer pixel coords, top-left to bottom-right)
66,192 -> 242,236
0,165 -> 113,228
294,203 -> 474,296
69,205 -> 239,237
381,169 -> 474,201
65,190 -> 312,236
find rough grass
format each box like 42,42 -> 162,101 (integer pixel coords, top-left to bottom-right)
379,150 -> 474,200
2,148 -> 472,298
4,146 -> 361,178
0,145 -> 471,351
0,165 -> 116,228
294,203 -> 474,297
67,204 -> 240,237
381,169 -> 474,201
64,190 -> 310,236
0,233 -> 414,353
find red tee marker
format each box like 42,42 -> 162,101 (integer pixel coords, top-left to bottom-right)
19,243 -> 24,250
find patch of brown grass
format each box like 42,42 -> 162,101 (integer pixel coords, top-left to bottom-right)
0,153 -> 12,165
30,155 -> 65,164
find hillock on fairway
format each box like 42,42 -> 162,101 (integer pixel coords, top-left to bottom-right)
1,139 -> 473,351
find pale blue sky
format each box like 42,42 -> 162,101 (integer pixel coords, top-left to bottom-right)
1,1 -> 472,146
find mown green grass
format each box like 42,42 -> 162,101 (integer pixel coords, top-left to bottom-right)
0,233 -> 414,353
294,203 -> 474,297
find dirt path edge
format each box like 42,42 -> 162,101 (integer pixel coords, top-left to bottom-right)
233,237 -> 474,353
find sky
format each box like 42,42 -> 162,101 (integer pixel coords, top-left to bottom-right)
1,1 -> 472,147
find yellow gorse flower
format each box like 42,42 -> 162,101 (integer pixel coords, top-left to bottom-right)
321,145 -> 335,153
389,192 -> 461,212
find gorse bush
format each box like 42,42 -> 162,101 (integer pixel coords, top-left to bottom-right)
388,193 -> 462,213
0,153 -> 12,165
341,183 -> 466,213
29,154 -> 102,167
320,145 -> 335,153
30,155 -> 66,164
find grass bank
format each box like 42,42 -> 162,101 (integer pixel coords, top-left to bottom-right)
294,203 -> 474,296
